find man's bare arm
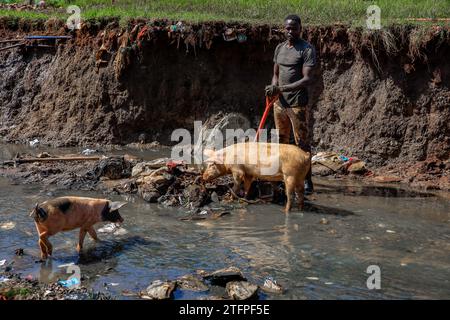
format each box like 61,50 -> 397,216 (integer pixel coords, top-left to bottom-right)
271,63 -> 279,85
279,66 -> 314,92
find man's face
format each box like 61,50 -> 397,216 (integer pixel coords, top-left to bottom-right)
284,19 -> 301,41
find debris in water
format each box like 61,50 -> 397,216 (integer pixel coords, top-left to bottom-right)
0,222 -> 15,230
29,139 -> 40,147
0,276 -> 10,283
319,218 -> 329,225
386,230 -> 396,234
97,223 -> 116,233
37,152 -> 51,158
226,281 -> 258,300
81,149 -> 97,156
0,259 -> 6,266
97,223 -> 127,235
306,277 -> 319,281
58,278 -> 80,288
14,248 -> 24,256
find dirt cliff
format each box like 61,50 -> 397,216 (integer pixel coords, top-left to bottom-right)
0,19 -> 449,188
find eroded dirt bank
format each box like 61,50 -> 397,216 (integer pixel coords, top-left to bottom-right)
0,19 -> 449,188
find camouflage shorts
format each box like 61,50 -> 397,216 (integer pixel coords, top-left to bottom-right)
273,100 -> 311,152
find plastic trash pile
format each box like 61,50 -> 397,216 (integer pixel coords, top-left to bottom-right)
312,151 -> 367,174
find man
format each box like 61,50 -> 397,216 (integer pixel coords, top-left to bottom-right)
265,14 -> 316,194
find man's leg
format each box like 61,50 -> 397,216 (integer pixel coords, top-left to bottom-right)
273,101 -> 291,144
272,101 -> 291,203
289,106 -> 313,195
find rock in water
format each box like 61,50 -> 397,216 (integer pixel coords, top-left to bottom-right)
203,267 -> 246,286
141,280 -> 176,300
176,275 -> 209,292
183,184 -> 210,208
261,277 -> 284,294
90,156 -> 131,180
226,281 -> 258,300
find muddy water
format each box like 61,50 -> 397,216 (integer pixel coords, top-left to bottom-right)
1,145 -> 449,299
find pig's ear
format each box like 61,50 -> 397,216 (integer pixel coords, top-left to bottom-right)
109,201 -> 127,211
203,148 -> 215,159
29,203 -> 39,217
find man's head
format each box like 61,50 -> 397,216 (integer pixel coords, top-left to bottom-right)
284,14 -> 302,42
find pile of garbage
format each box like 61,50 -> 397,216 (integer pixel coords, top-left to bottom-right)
132,158 -> 232,209
312,151 -> 368,176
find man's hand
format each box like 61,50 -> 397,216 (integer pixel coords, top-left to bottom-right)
265,84 -> 281,97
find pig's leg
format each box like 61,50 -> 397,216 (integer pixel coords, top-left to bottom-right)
284,176 -> 296,213
296,183 -> 305,211
243,177 -> 254,199
39,235 -> 53,259
77,229 -> 87,253
232,170 -> 244,197
87,226 -> 99,241
38,238 -> 49,260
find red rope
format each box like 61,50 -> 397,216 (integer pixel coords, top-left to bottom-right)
254,95 -> 278,142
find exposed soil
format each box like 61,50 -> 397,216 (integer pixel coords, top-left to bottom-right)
0,19 -> 449,189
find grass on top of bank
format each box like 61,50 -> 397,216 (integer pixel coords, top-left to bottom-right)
0,0 -> 449,26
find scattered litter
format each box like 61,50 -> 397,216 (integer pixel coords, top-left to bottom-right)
319,218 -> 329,225
361,236 -> 371,240
0,259 -> 6,266
29,139 -> 40,147
377,223 -> 386,228
0,276 -> 10,283
58,277 -> 80,288
25,274 -> 33,281
312,151 -> 367,174
236,34 -> 247,43
15,248 -> 24,256
97,223 -> 117,233
37,152 -> 51,158
223,28 -> 237,41
113,228 -> 128,236
109,283 -> 119,286
386,230 -> 396,234
325,282 -> 334,285
97,223 -> 127,236
44,290 -> 52,297
81,149 -> 98,156
400,263 -> 407,267
0,222 -> 16,230
306,277 -> 319,281
57,262 -> 75,268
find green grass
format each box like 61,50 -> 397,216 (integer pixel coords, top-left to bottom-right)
1,0 -> 449,26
